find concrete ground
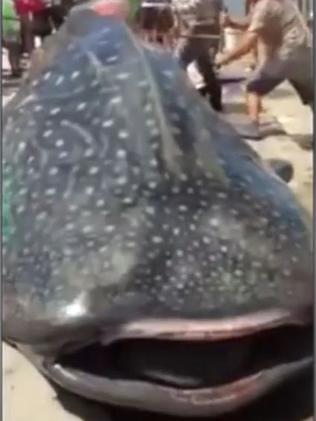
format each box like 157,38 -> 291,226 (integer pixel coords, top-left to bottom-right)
2,49 -> 313,421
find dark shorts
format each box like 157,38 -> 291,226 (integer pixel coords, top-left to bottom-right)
246,47 -> 313,105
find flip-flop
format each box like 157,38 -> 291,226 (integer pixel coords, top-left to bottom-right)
259,120 -> 286,137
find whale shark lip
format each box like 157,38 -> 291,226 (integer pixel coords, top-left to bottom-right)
48,357 -> 312,417
97,308 -> 312,344
43,309 -> 312,417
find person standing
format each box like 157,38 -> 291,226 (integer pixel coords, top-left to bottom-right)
217,0 -> 313,127
3,0 -> 22,77
172,0 -> 224,112
14,0 -> 41,55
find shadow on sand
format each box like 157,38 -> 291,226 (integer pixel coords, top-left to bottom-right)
267,88 -> 293,100
291,134 -> 313,151
54,371 -> 312,421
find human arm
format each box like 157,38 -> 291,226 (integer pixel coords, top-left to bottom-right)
216,31 -> 258,66
217,0 -> 269,66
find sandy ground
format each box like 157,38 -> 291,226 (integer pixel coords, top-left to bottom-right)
2,53 -> 313,421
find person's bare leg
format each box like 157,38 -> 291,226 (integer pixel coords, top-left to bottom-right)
246,91 -> 262,124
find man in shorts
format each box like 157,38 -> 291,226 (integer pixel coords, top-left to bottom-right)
217,0 -> 313,126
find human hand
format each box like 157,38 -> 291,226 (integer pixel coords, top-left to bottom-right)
215,53 -> 228,68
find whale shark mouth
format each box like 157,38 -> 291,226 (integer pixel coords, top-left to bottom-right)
48,313 -> 312,417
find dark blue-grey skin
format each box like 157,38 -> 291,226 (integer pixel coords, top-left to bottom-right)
3,8 -> 313,418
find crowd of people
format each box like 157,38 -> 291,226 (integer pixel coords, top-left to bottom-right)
137,0 -> 313,121
3,0 -> 313,123
2,0 -> 71,76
